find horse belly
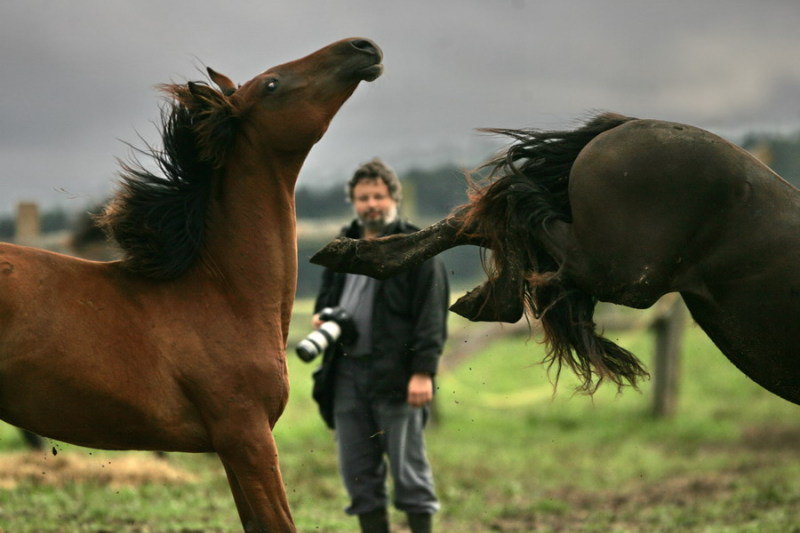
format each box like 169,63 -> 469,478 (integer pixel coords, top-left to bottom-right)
0,349 -> 210,450
0,305 -> 211,451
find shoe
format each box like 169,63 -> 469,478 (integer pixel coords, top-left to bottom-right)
358,507 -> 389,533
407,512 -> 433,533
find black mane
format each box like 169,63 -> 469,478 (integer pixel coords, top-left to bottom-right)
100,82 -> 238,279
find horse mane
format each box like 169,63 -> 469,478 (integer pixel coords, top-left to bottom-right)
462,112 -> 649,392
98,81 -> 240,279
465,112 -> 636,267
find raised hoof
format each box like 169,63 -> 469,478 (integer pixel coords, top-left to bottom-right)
450,281 -> 524,323
310,237 -> 358,270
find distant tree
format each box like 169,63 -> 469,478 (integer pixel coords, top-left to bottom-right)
402,164 -> 471,219
0,216 -> 13,239
41,206 -> 71,233
741,131 -> 800,186
296,163 -> 482,221
71,203 -> 108,248
0,204 -> 91,240
295,185 -> 350,219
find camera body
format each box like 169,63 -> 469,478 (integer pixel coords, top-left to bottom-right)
295,307 -> 358,362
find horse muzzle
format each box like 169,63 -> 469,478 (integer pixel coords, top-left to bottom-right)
346,38 -> 384,82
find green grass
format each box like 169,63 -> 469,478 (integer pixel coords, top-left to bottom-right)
1,306 -> 799,532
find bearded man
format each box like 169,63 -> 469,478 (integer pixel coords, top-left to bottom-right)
310,158 -> 449,533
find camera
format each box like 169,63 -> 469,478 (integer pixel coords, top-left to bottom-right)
295,307 -> 357,362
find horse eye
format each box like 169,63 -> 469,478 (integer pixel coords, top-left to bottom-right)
265,79 -> 280,93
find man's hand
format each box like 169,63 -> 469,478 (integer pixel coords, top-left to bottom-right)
407,373 -> 433,407
311,313 -> 323,329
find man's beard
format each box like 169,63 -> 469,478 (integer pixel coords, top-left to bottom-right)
358,204 -> 398,234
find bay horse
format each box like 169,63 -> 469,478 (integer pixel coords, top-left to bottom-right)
0,38 -> 383,532
312,113 -> 800,406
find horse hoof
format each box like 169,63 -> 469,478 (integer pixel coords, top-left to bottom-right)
310,238 -> 394,279
450,284 -> 524,323
310,238 -> 359,270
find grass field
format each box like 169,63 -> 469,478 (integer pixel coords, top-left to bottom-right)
1,302 -> 799,532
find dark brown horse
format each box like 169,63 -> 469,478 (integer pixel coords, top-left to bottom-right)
312,113 -> 800,406
0,38 -> 382,532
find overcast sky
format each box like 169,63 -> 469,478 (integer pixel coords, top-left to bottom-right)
2,1 -> 799,215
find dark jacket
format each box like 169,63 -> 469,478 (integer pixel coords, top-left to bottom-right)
312,218 -> 449,428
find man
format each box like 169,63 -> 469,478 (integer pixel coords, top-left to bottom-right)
311,158 -> 449,533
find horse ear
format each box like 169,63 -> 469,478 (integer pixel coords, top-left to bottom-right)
179,80 -> 238,169
187,81 -> 220,100
207,67 -> 237,96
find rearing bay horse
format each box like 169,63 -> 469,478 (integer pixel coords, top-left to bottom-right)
313,113 -> 800,406
0,38 -> 383,532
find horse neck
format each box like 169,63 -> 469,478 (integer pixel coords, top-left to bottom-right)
197,150 -> 305,326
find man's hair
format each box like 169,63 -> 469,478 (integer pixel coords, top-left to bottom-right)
346,158 -> 402,203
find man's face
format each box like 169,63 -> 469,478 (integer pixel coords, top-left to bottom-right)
351,178 -> 397,234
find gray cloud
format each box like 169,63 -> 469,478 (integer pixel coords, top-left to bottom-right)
1,0 -> 799,214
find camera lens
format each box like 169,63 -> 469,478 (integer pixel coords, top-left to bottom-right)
296,339 -> 320,362
295,321 -> 342,362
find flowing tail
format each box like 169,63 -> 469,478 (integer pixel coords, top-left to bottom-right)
463,113 -> 649,392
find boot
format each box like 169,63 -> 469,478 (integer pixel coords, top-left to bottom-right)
20,430 -> 44,450
358,507 -> 389,533
407,512 -> 433,533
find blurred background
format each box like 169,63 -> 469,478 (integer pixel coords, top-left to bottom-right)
3,0 -> 800,294
1,1 -> 800,531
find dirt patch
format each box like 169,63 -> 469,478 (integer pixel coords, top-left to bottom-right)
740,424 -> 800,452
477,470 -> 744,532
0,451 -> 197,489
553,471 -> 739,511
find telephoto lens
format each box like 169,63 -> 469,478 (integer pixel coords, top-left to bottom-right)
296,320 -> 342,362
295,307 -> 357,362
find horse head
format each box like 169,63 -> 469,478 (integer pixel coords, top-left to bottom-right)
103,38 -> 382,280
191,38 -> 383,160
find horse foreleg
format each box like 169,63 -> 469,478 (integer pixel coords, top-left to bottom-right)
221,462 -> 258,530
216,426 -> 295,533
311,208 -> 483,279
450,269 -> 524,323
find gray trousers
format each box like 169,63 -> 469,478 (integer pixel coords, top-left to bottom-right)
333,357 -> 439,516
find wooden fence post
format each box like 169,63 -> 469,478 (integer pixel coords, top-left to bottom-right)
651,296 -> 686,418
15,201 -> 40,246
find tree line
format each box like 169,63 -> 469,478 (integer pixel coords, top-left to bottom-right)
0,163 -> 474,239
294,163 -> 474,221
3,129 -> 799,239
741,131 -> 800,185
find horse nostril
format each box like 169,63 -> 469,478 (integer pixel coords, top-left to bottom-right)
350,39 -> 380,57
